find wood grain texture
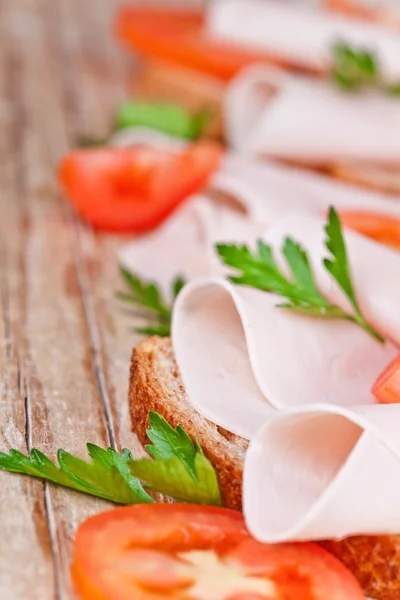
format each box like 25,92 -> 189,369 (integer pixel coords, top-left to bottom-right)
0,0 -> 150,597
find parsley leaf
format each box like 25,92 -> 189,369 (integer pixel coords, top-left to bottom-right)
323,207 -> 384,342
0,446 -> 153,504
217,240 -> 347,318
0,412 -> 222,507
146,411 -> 197,480
117,268 -> 186,337
129,453 -> 222,506
217,208 -> 384,341
132,413 -> 221,505
331,42 -> 400,96
115,101 -> 211,140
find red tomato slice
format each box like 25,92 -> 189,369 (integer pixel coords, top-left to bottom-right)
72,504 -> 364,600
58,142 -> 223,232
114,6 -> 321,82
338,210 -> 400,250
372,353 -> 400,404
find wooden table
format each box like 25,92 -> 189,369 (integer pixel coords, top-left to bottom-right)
0,1 -> 149,597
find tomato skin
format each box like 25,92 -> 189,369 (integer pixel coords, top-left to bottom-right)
58,142 -> 223,233
338,210 -> 400,251
372,353 -> 400,404
72,504 -> 364,600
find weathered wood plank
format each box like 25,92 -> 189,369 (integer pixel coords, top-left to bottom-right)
0,0 -> 201,595
0,13 -> 57,598
0,0 -> 131,597
47,0 -> 147,452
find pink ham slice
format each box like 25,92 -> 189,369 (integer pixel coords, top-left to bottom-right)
172,212 -> 399,439
172,210 -> 400,541
118,153 -> 400,289
224,65 -> 400,167
264,211 -> 400,345
207,0 -> 400,80
244,403 -> 400,542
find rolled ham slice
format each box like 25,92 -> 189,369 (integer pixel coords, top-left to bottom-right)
172,210 -> 400,542
244,403 -> 400,541
207,0 -> 400,81
224,65 -> 400,167
172,275 -> 396,439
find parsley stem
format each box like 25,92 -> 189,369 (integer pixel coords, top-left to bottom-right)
352,314 -> 385,344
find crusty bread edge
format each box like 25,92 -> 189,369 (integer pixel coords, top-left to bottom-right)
129,337 -> 247,511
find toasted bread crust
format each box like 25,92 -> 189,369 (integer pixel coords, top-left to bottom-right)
129,336 -> 248,511
321,537 -> 400,600
130,336 -> 400,600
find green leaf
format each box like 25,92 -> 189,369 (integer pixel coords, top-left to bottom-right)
118,268 -> 186,339
331,42 -> 399,99
388,82 -> 400,96
136,323 -> 171,337
216,210 -> 384,340
172,275 -> 186,299
146,412 -> 197,481
332,70 -> 358,91
129,453 -> 222,506
355,50 -> 377,78
0,444 -> 153,504
331,42 -> 377,90
115,101 -> 211,140
323,207 -> 384,342
216,241 -> 344,316
119,268 -> 171,317
0,413 -> 222,508
283,238 -> 330,307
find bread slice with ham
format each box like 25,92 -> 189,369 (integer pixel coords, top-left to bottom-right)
130,336 -> 400,600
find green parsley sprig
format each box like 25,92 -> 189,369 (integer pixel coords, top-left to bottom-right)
0,411 -> 221,507
332,42 -> 400,95
117,267 -> 186,337
75,102 -> 211,147
115,102 -> 211,141
217,206 -> 384,343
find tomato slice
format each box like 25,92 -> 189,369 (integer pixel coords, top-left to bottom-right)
58,142 -> 223,232
114,6 -> 321,82
338,210 -> 400,250
372,353 -> 400,404
72,504 -> 364,600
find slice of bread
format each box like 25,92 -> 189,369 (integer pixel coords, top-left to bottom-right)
132,61 -> 400,197
130,336 -> 400,600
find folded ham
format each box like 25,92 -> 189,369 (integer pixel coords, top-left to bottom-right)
224,65 -> 400,167
115,129 -> 400,543
244,403 -> 400,542
118,149 -> 400,285
207,0 -> 400,80
171,211 -> 400,542
172,213 -> 399,434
